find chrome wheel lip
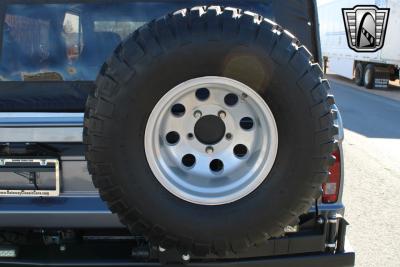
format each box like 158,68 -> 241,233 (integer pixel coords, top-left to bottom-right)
144,76 -> 278,205
364,68 -> 371,86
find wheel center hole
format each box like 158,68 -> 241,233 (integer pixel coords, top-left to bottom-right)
194,115 -> 226,145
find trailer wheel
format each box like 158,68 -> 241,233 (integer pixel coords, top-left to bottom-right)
84,6 -> 338,256
364,64 -> 375,89
354,63 -> 364,86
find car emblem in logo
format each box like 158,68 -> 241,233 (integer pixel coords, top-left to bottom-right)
342,5 -> 390,52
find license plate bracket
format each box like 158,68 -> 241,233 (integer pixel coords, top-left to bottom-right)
0,158 -> 60,197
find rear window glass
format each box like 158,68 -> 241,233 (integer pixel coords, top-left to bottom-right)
0,1 -> 271,82
0,2 -> 185,81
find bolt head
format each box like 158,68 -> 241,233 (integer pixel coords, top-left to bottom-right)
182,254 -> 190,261
194,110 -> 202,119
218,111 -> 226,119
206,146 -> 214,154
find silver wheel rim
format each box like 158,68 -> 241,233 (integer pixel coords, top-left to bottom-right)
364,68 -> 371,85
145,76 -> 278,205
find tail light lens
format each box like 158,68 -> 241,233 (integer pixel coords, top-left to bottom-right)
322,149 -> 341,203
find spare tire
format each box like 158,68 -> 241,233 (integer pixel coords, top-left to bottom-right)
84,6 -> 337,255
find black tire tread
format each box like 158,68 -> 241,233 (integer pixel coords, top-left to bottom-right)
354,62 -> 364,86
364,63 -> 375,89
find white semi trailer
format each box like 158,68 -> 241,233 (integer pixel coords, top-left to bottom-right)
319,0 -> 400,88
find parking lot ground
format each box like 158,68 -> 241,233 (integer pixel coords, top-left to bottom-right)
327,74 -> 400,102
329,77 -> 400,267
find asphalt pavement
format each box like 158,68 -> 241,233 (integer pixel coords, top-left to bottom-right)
329,77 -> 400,267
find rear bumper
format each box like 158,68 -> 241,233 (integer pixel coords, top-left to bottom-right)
0,249 -> 355,267
0,217 -> 354,267
241,250 -> 355,267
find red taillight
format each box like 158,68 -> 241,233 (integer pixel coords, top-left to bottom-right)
322,149 -> 341,203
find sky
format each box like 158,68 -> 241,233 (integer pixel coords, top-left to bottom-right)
317,0 -> 336,5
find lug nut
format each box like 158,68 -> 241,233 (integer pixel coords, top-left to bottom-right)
226,133 -> 232,140
194,110 -> 202,119
206,146 -> 214,154
182,254 -> 190,261
218,111 -> 226,119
